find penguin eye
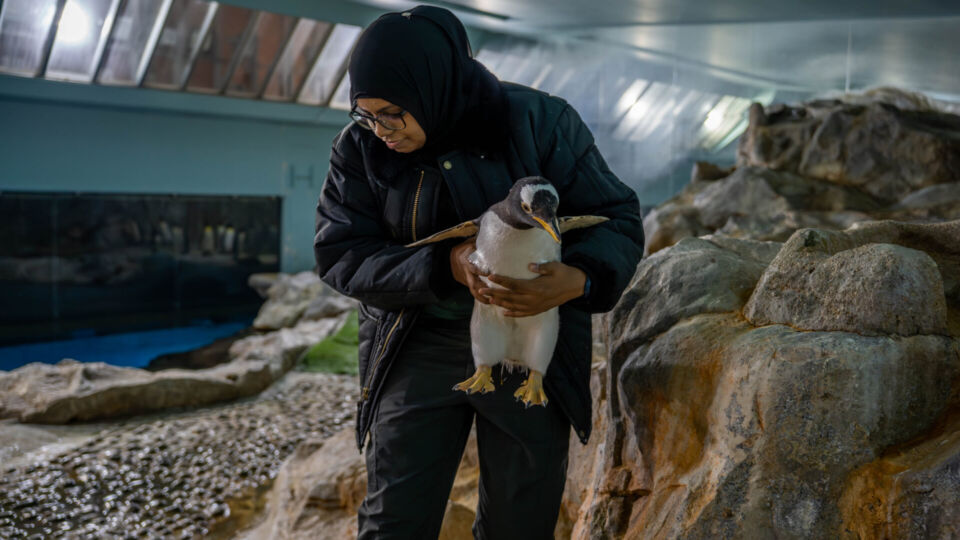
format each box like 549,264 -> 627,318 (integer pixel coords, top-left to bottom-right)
521,202 -> 531,212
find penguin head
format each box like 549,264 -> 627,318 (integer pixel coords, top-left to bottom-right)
507,177 -> 561,244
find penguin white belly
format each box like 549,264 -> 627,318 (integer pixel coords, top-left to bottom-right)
468,212 -> 561,375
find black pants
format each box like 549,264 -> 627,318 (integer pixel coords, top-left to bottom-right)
358,317 -> 570,540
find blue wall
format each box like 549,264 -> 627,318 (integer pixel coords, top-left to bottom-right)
0,75 -> 348,273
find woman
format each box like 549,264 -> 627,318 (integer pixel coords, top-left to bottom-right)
314,6 -> 644,538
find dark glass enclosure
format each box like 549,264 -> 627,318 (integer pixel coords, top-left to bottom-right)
0,192 -> 281,345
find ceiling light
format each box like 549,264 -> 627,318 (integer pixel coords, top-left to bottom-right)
704,108 -> 724,131
57,2 -> 92,45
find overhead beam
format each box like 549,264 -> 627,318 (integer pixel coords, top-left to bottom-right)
0,73 -> 350,127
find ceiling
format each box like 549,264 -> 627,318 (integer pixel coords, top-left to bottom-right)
351,0 -> 960,98
3,0 -> 957,203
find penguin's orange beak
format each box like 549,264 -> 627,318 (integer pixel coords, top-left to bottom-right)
532,215 -> 561,244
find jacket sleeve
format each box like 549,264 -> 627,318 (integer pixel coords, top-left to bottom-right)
539,103 -> 645,313
314,132 -> 450,311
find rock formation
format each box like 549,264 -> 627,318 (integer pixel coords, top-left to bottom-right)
0,272 -> 354,423
643,93 -> 960,255
240,427 -> 484,540
572,90 -> 960,539
252,271 -> 358,331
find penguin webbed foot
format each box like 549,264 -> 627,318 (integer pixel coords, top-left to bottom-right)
513,370 -> 548,407
454,365 -> 495,395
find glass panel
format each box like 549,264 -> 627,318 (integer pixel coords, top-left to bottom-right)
142,0 -> 217,89
297,23 -> 361,106
262,18 -> 332,101
97,0 -> 171,85
0,191 -> 280,348
328,72 -> 351,110
45,0 -> 120,83
0,0 -> 59,77
0,194 -> 56,329
185,4 -> 253,93
224,11 -> 296,97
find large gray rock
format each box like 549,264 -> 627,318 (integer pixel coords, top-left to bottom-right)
242,427 -> 482,540
0,315 -> 347,423
745,236 -> 948,336
643,165 -> 886,254
239,429 -> 365,540
739,99 -> 960,202
615,313 -> 959,539
610,236 -> 777,354
253,271 -> 330,330
841,412 -> 960,539
643,93 -> 960,255
581,220 -> 960,539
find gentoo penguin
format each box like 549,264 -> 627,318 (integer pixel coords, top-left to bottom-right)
406,176 -> 607,407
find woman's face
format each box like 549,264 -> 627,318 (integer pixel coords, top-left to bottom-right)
355,97 -> 426,153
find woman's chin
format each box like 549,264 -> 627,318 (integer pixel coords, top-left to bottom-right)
384,139 -> 424,153
390,143 -> 417,153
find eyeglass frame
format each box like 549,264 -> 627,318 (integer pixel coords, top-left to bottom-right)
349,107 -> 408,132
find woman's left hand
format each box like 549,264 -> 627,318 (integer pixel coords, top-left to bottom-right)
478,262 -> 587,317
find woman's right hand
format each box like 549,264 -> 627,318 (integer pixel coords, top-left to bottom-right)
449,238 -> 490,304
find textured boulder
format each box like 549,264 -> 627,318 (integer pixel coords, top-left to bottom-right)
744,236 -> 948,336
616,314 -> 958,539
253,271 -> 356,330
611,236 -> 778,350
739,99 -> 960,202
239,429 -> 366,539
0,315 -> 347,423
242,428 -> 482,540
643,165 -> 884,253
577,220 -> 960,539
840,410 -> 960,539
645,92 -> 960,255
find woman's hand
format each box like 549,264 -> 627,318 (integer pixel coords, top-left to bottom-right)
478,262 -> 586,317
450,238 -> 491,304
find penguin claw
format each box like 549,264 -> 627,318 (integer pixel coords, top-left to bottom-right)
454,366 -> 495,395
513,371 -> 548,407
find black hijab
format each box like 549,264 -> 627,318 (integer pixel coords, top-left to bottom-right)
348,6 -> 507,176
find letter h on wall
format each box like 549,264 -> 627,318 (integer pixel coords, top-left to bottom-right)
286,164 -> 315,188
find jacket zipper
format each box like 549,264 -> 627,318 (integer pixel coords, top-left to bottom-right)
360,308 -> 404,401
359,169 -> 423,401
410,169 -> 425,242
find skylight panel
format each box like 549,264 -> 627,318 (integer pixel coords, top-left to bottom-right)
328,73 -> 351,110
0,0 -> 60,77
185,4 -> 254,93
45,0 -> 121,83
224,11 -> 296,97
297,23 -> 361,106
262,19 -> 333,101
142,0 -> 217,90
97,0 -> 172,86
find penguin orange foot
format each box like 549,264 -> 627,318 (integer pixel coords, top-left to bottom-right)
514,370 -> 548,407
454,365 -> 495,394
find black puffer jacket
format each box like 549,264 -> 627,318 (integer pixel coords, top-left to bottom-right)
314,83 -> 644,450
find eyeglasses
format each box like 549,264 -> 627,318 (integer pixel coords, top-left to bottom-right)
349,108 -> 408,131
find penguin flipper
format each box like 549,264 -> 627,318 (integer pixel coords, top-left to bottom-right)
558,215 -> 609,233
404,219 -> 479,247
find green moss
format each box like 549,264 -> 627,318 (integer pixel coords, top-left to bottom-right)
299,310 -> 359,375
